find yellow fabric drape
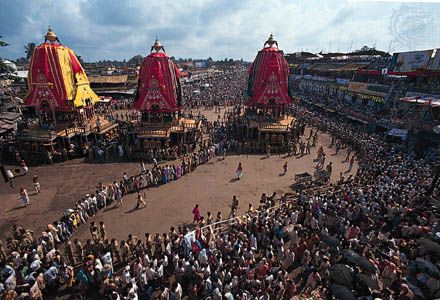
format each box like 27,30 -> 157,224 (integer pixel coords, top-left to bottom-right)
57,46 -> 75,101
73,72 -> 99,107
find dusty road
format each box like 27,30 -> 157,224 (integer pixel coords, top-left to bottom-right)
0,108 -> 357,241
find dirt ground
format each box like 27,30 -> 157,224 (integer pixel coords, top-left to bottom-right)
0,108 -> 357,241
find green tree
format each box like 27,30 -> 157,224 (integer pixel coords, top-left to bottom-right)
0,36 -> 8,47
16,57 -> 27,65
76,55 -> 85,66
128,55 -> 144,66
24,42 -> 36,61
0,36 -> 12,74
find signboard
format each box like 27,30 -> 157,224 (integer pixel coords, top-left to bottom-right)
336,78 -> 350,85
405,91 -> 440,99
348,81 -> 389,97
392,50 -> 433,72
311,75 -> 332,82
302,75 -> 332,82
352,92 -> 384,104
388,128 -> 408,140
301,63 -> 311,69
428,49 -> 440,71
195,61 -> 207,68
290,75 -> 303,80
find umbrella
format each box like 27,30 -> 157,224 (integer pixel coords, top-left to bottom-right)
415,258 -> 440,276
329,264 -> 352,287
355,273 -> 380,290
356,257 -> 377,274
405,277 -> 427,299
417,238 -> 440,255
343,249 -> 361,264
322,235 -> 340,249
342,249 -> 376,273
330,284 -> 356,300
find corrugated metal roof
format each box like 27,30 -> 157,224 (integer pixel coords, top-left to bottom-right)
89,75 -> 128,84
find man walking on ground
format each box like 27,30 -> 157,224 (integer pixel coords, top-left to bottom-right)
135,192 -> 147,209
316,153 -> 326,169
6,169 -> 14,189
33,175 -> 41,194
344,148 -> 351,162
231,196 -> 239,211
20,188 -> 30,207
283,162 -> 288,175
348,155 -> 355,172
236,162 -> 243,180
20,160 -> 29,175
192,204 -> 201,224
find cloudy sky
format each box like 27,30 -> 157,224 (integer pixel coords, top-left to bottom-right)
1,0 -> 439,62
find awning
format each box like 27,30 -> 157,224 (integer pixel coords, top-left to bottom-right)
400,96 -> 440,107
98,96 -> 113,103
89,75 -> 128,84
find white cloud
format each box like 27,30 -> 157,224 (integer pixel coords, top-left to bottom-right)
0,0 -> 439,61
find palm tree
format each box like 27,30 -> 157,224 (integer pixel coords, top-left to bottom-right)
0,36 -> 11,73
24,42 -> 36,61
0,36 -> 8,47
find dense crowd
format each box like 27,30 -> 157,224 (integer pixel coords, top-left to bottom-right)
1,99 -> 440,300
298,81 -> 383,124
182,67 -> 247,109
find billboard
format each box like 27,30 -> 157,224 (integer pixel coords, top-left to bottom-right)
194,61 -> 207,68
388,128 -> 408,140
392,50 -> 433,72
348,81 -> 389,97
405,91 -> 440,99
428,49 -> 440,71
336,78 -> 350,85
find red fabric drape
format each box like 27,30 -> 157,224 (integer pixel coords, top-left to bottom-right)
133,52 -> 181,113
25,43 -> 69,110
247,47 -> 292,107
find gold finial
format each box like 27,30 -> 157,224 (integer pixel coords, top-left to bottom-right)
45,26 -> 58,42
150,36 -> 165,53
264,33 -> 278,48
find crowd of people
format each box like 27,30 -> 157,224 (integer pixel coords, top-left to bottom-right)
298,81 -> 383,124
1,99 -> 440,300
182,67 -> 247,109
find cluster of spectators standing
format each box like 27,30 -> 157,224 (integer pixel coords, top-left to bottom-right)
182,67 -> 247,109
1,99 -> 440,300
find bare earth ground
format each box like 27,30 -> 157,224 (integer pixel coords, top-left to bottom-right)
0,108 -> 357,241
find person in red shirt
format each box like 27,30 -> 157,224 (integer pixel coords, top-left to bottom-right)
192,204 -> 201,224
257,258 -> 269,280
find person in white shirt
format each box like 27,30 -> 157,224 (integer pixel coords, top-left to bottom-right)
140,161 -> 146,174
118,144 -> 124,158
127,281 -> 138,300
159,286 -> 169,299
250,234 -> 257,250
173,282 -> 183,300
291,210 -> 298,224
